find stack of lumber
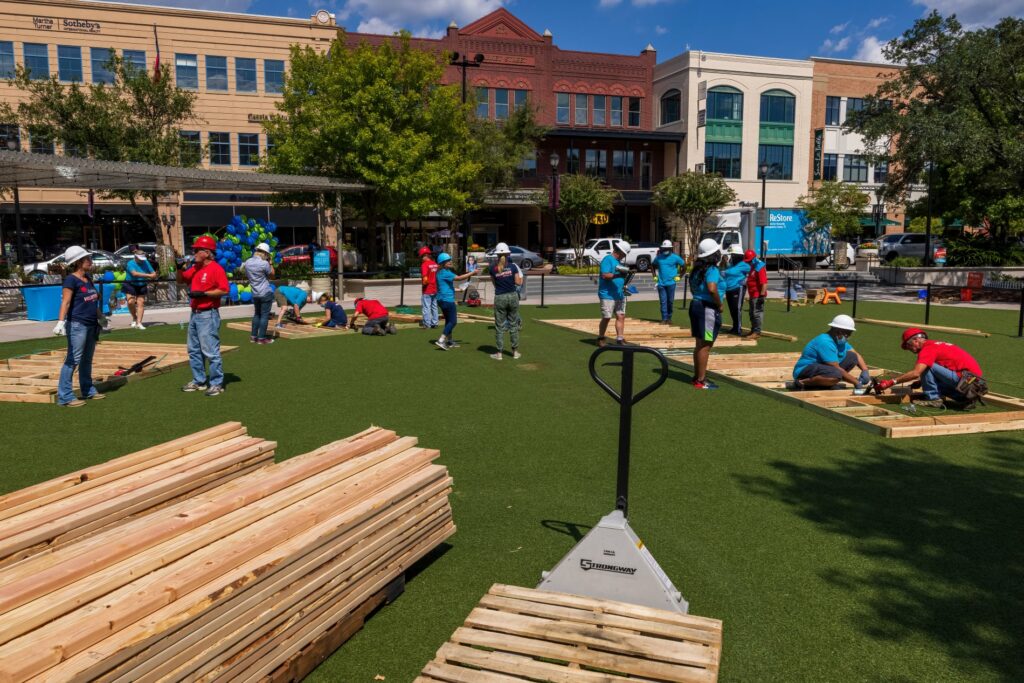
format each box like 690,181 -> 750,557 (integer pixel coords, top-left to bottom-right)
417,584 -> 723,682
537,318 -> 758,351
0,425 -> 455,682
0,341 -> 238,404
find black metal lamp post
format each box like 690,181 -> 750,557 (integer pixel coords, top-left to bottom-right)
758,162 -> 769,259
874,187 -> 884,237
549,151 -> 560,265
6,138 -> 24,268
449,52 -> 484,265
924,161 -> 934,267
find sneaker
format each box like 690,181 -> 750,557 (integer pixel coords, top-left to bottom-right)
275,323 -> 285,329
130,321 -> 137,329
373,328 -> 386,336
182,381 -> 208,393
597,337 -> 607,348
257,338 -> 275,345
250,336 -> 258,343
615,337 -> 625,345
136,323 -> 146,331
87,392 -> 106,400
447,341 -> 461,349
435,339 -> 449,350
914,399 -> 945,409
693,380 -> 719,390
205,384 -> 225,397
418,322 -> 429,329
512,350 -> 522,360
386,323 -> 397,335
490,352 -> 503,361
61,399 -> 86,407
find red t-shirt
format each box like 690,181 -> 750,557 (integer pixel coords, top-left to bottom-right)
421,259 -> 438,295
746,262 -> 768,298
356,299 -> 388,320
917,340 -> 982,376
182,261 -> 229,311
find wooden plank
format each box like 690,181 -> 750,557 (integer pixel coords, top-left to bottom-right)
855,317 -> 990,337
434,643 -> 643,683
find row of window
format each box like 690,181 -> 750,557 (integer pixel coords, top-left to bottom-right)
704,143 -> 794,180
554,94 -> 641,128
821,154 -> 888,183
174,54 -> 284,94
558,148 -> 653,181
474,88 -> 529,120
660,88 -> 798,126
182,131 -> 270,166
824,96 -> 892,126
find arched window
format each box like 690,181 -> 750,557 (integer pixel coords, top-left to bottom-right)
704,87 -> 743,179
759,89 -> 795,124
706,86 -> 743,121
660,89 -> 681,125
758,89 -> 796,179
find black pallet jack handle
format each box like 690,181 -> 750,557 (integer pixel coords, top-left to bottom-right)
588,345 -> 669,518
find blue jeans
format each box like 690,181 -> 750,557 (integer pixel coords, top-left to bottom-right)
920,364 -> 962,400
251,291 -> 274,340
421,293 -> 439,327
439,300 -> 457,338
57,321 -> 100,404
188,309 -> 224,387
657,284 -> 676,322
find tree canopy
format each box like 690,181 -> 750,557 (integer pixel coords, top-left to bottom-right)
539,174 -> 620,267
652,172 -> 736,258
796,180 -> 869,241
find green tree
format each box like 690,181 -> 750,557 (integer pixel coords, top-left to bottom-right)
263,32 -> 479,267
3,53 -> 202,250
652,171 -> 736,258
465,104 -> 546,207
796,181 -> 869,241
846,13 -> 1024,241
537,174 -> 619,267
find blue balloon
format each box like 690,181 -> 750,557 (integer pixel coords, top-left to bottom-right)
229,283 -> 239,302
103,271 -> 115,282
240,290 -> 252,303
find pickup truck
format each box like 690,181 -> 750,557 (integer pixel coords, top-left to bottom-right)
702,209 -> 830,268
555,239 -> 660,271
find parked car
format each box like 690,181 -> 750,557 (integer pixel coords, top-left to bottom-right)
816,242 -> 857,268
879,233 -> 945,263
483,245 -> 545,271
114,242 -> 159,259
555,238 -> 659,271
22,249 -> 124,281
279,245 -> 338,270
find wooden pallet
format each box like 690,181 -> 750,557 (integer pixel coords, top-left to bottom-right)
0,341 -> 238,404
670,352 -> 1024,438
536,318 -> 758,350
416,583 -> 722,683
227,320 -> 353,339
855,318 -> 991,338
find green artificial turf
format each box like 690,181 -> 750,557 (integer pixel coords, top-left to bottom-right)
1,298 -> 1022,682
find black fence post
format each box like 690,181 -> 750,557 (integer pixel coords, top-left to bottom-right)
1018,287 -> 1024,338
682,276 -> 688,311
540,273 -> 546,308
786,276 -> 792,313
399,270 -> 405,307
925,282 -> 932,325
852,277 -> 859,319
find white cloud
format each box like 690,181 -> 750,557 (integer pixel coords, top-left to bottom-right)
356,16 -> 401,34
114,0 -> 254,10
343,0 -> 504,27
913,0 -> 1024,28
866,16 -> 889,29
820,35 -> 851,53
830,21 -> 850,34
655,24 -> 669,34
854,35 -> 889,62
599,0 -> 623,6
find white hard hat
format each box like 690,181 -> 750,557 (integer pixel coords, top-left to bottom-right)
63,245 -> 90,265
255,242 -> 271,254
494,242 -> 511,255
613,240 -> 631,255
697,238 -> 721,259
829,314 -> 856,331
726,244 -> 743,255
312,290 -> 324,301
660,240 -> 673,249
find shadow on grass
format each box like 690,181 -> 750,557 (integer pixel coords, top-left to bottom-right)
736,439 -> 1024,679
541,520 -> 593,543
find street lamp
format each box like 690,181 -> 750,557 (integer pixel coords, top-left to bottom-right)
873,187 -> 884,238
449,52 -> 484,264
758,162 -> 769,259
549,151 -> 560,266
924,161 -> 935,267
5,137 -> 24,268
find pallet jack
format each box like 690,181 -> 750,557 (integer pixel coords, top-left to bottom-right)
538,345 -> 689,614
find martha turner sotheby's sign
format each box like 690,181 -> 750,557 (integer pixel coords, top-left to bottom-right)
32,17 -> 102,33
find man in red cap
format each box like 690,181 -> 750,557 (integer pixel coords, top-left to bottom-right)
874,328 -> 984,408
743,249 -> 768,339
176,235 -> 229,396
419,246 -> 439,329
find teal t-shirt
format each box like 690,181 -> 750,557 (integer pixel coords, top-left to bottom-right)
722,260 -> 751,292
125,259 -> 154,286
653,252 -> 685,286
690,266 -> 721,303
277,285 -> 308,306
437,268 -> 456,303
598,254 -> 624,301
793,332 -> 855,379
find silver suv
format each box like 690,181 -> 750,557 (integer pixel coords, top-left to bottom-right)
880,233 -> 944,262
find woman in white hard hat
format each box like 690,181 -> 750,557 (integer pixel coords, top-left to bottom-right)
488,242 -> 523,360
123,247 -> 157,330
688,238 -> 724,390
652,240 -> 685,325
53,246 -> 105,407
242,242 -> 275,343
791,314 -> 872,391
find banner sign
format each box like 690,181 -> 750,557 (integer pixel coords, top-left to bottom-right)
813,129 -> 823,180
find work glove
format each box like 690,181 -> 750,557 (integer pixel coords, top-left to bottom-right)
53,320 -> 66,336
858,369 -> 872,386
614,264 -> 630,275
873,379 -> 895,395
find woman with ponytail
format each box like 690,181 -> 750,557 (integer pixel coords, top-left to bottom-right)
688,238 -> 724,390
488,243 -> 523,360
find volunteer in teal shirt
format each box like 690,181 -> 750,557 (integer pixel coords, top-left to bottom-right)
722,257 -> 751,335
597,241 -> 630,346
688,239 -> 724,390
652,241 -> 685,323
792,316 -> 871,390
598,253 -> 624,300
433,252 -> 475,350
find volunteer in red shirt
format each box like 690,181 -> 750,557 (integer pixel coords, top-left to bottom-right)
176,235 -> 229,396
873,328 -> 984,407
419,246 -> 439,329
349,297 -> 396,336
743,250 -> 768,339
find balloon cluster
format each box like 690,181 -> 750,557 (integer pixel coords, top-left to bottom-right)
214,215 -> 282,275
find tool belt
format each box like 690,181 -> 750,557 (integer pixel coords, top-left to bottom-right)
955,370 -> 988,405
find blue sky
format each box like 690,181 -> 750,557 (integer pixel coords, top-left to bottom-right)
116,0 -> 1024,62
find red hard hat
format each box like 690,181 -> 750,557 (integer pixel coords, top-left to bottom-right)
417,246 -> 432,257
901,327 -> 927,349
743,249 -> 756,262
193,235 -> 217,251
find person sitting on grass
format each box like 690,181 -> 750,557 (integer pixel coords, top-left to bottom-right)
348,297 -> 396,336
872,328 -> 985,409
791,314 -> 872,392
273,283 -> 315,328
315,293 -> 348,329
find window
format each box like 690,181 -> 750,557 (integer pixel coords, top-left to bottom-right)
610,96 -> 623,126
660,89 -> 681,125
758,144 -> 793,180
238,133 -> 259,166
24,43 -> 49,80
0,124 -> 20,151
512,89 -> 528,112
517,150 -> 537,178
873,160 -> 889,184
704,142 -> 741,178
0,41 -> 15,80
30,128 -> 54,155
566,148 -> 580,174
179,130 -> 201,163
209,132 -> 231,165
593,95 -> 606,126
640,150 -> 652,190
556,93 -> 570,124
825,96 -> 841,126
584,149 -> 606,177
57,46 -> 83,82
822,153 -> 838,181
206,55 -> 228,91
628,97 -> 641,127
843,154 -> 868,183
759,90 -> 795,124
90,47 -> 115,84
707,87 -> 742,120
495,88 -> 509,120
266,134 -> 276,156
476,87 -> 489,118
844,97 -> 865,123
613,150 -> 634,178
123,49 -> 146,74
236,58 -> 257,92
175,54 -> 198,90
574,94 -> 588,125
265,59 -> 284,94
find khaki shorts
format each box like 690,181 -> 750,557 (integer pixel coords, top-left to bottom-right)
600,298 -> 626,319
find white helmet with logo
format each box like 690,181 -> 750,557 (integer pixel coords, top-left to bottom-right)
697,238 -> 721,259
494,242 -> 511,255
63,245 -> 90,265
660,239 -> 673,249
613,240 -> 631,255
829,314 -> 856,331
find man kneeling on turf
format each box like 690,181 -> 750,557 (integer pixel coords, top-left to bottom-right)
792,314 -> 871,391
872,328 -> 985,408
348,297 -> 396,336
